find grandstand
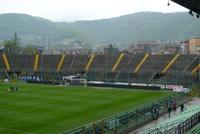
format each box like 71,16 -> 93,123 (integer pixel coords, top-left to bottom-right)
0,53 -> 199,86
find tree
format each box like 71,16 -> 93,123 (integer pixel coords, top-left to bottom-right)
3,32 -> 22,54
23,46 -> 37,54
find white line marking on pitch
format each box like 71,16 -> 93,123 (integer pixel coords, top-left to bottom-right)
0,127 -> 35,134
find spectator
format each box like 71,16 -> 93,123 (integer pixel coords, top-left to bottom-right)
168,106 -> 172,118
155,108 -> 159,119
180,104 -> 185,112
173,99 -> 177,111
152,108 -> 156,120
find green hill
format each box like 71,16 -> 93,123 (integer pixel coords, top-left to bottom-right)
0,12 -> 200,49
72,12 -> 200,47
0,13 -> 93,48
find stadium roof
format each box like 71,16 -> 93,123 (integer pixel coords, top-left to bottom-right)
171,0 -> 200,14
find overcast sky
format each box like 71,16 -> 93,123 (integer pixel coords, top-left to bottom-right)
0,0 -> 187,22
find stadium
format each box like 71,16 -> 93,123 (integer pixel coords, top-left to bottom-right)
0,1 -> 200,134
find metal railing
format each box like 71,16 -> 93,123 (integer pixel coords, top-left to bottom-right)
176,111 -> 200,134
187,122 -> 200,134
140,111 -> 200,134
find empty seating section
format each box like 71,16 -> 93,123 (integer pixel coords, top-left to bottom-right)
134,53 -> 149,73
8,55 -> 34,73
166,55 -> 194,85
117,54 -> 149,82
168,55 -> 197,73
61,55 -> 75,74
162,55 -> 198,85
88,54 -> 120,81
186,55 -> 200,73
70,55 -> 88,73
138,55 -> 174,83
90,55 -> 106,72
23,55 -> 35,72
10,55 -> 24,72
105,54 -> 120,72
115,54 -> 131,73
0,54 -> 199,84
112,53 -> 125,72
39,55 -> 60,73
90,54 -> 119,72
142,55 -> 174,73
112,54 -> 135,82
114,54 -> 145,73
102,54 -> 120,81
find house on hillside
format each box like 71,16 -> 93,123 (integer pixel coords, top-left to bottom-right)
184,37 -> 200,54
103,44 -> 119,54
127,41 -> 161,54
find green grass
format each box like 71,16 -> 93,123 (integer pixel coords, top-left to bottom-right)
0,82 -> 173,134
190,85 -> 200,98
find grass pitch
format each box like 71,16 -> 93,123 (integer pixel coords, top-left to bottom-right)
0,82 -> 173,134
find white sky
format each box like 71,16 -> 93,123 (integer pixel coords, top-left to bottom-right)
0,0 -> 187,22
